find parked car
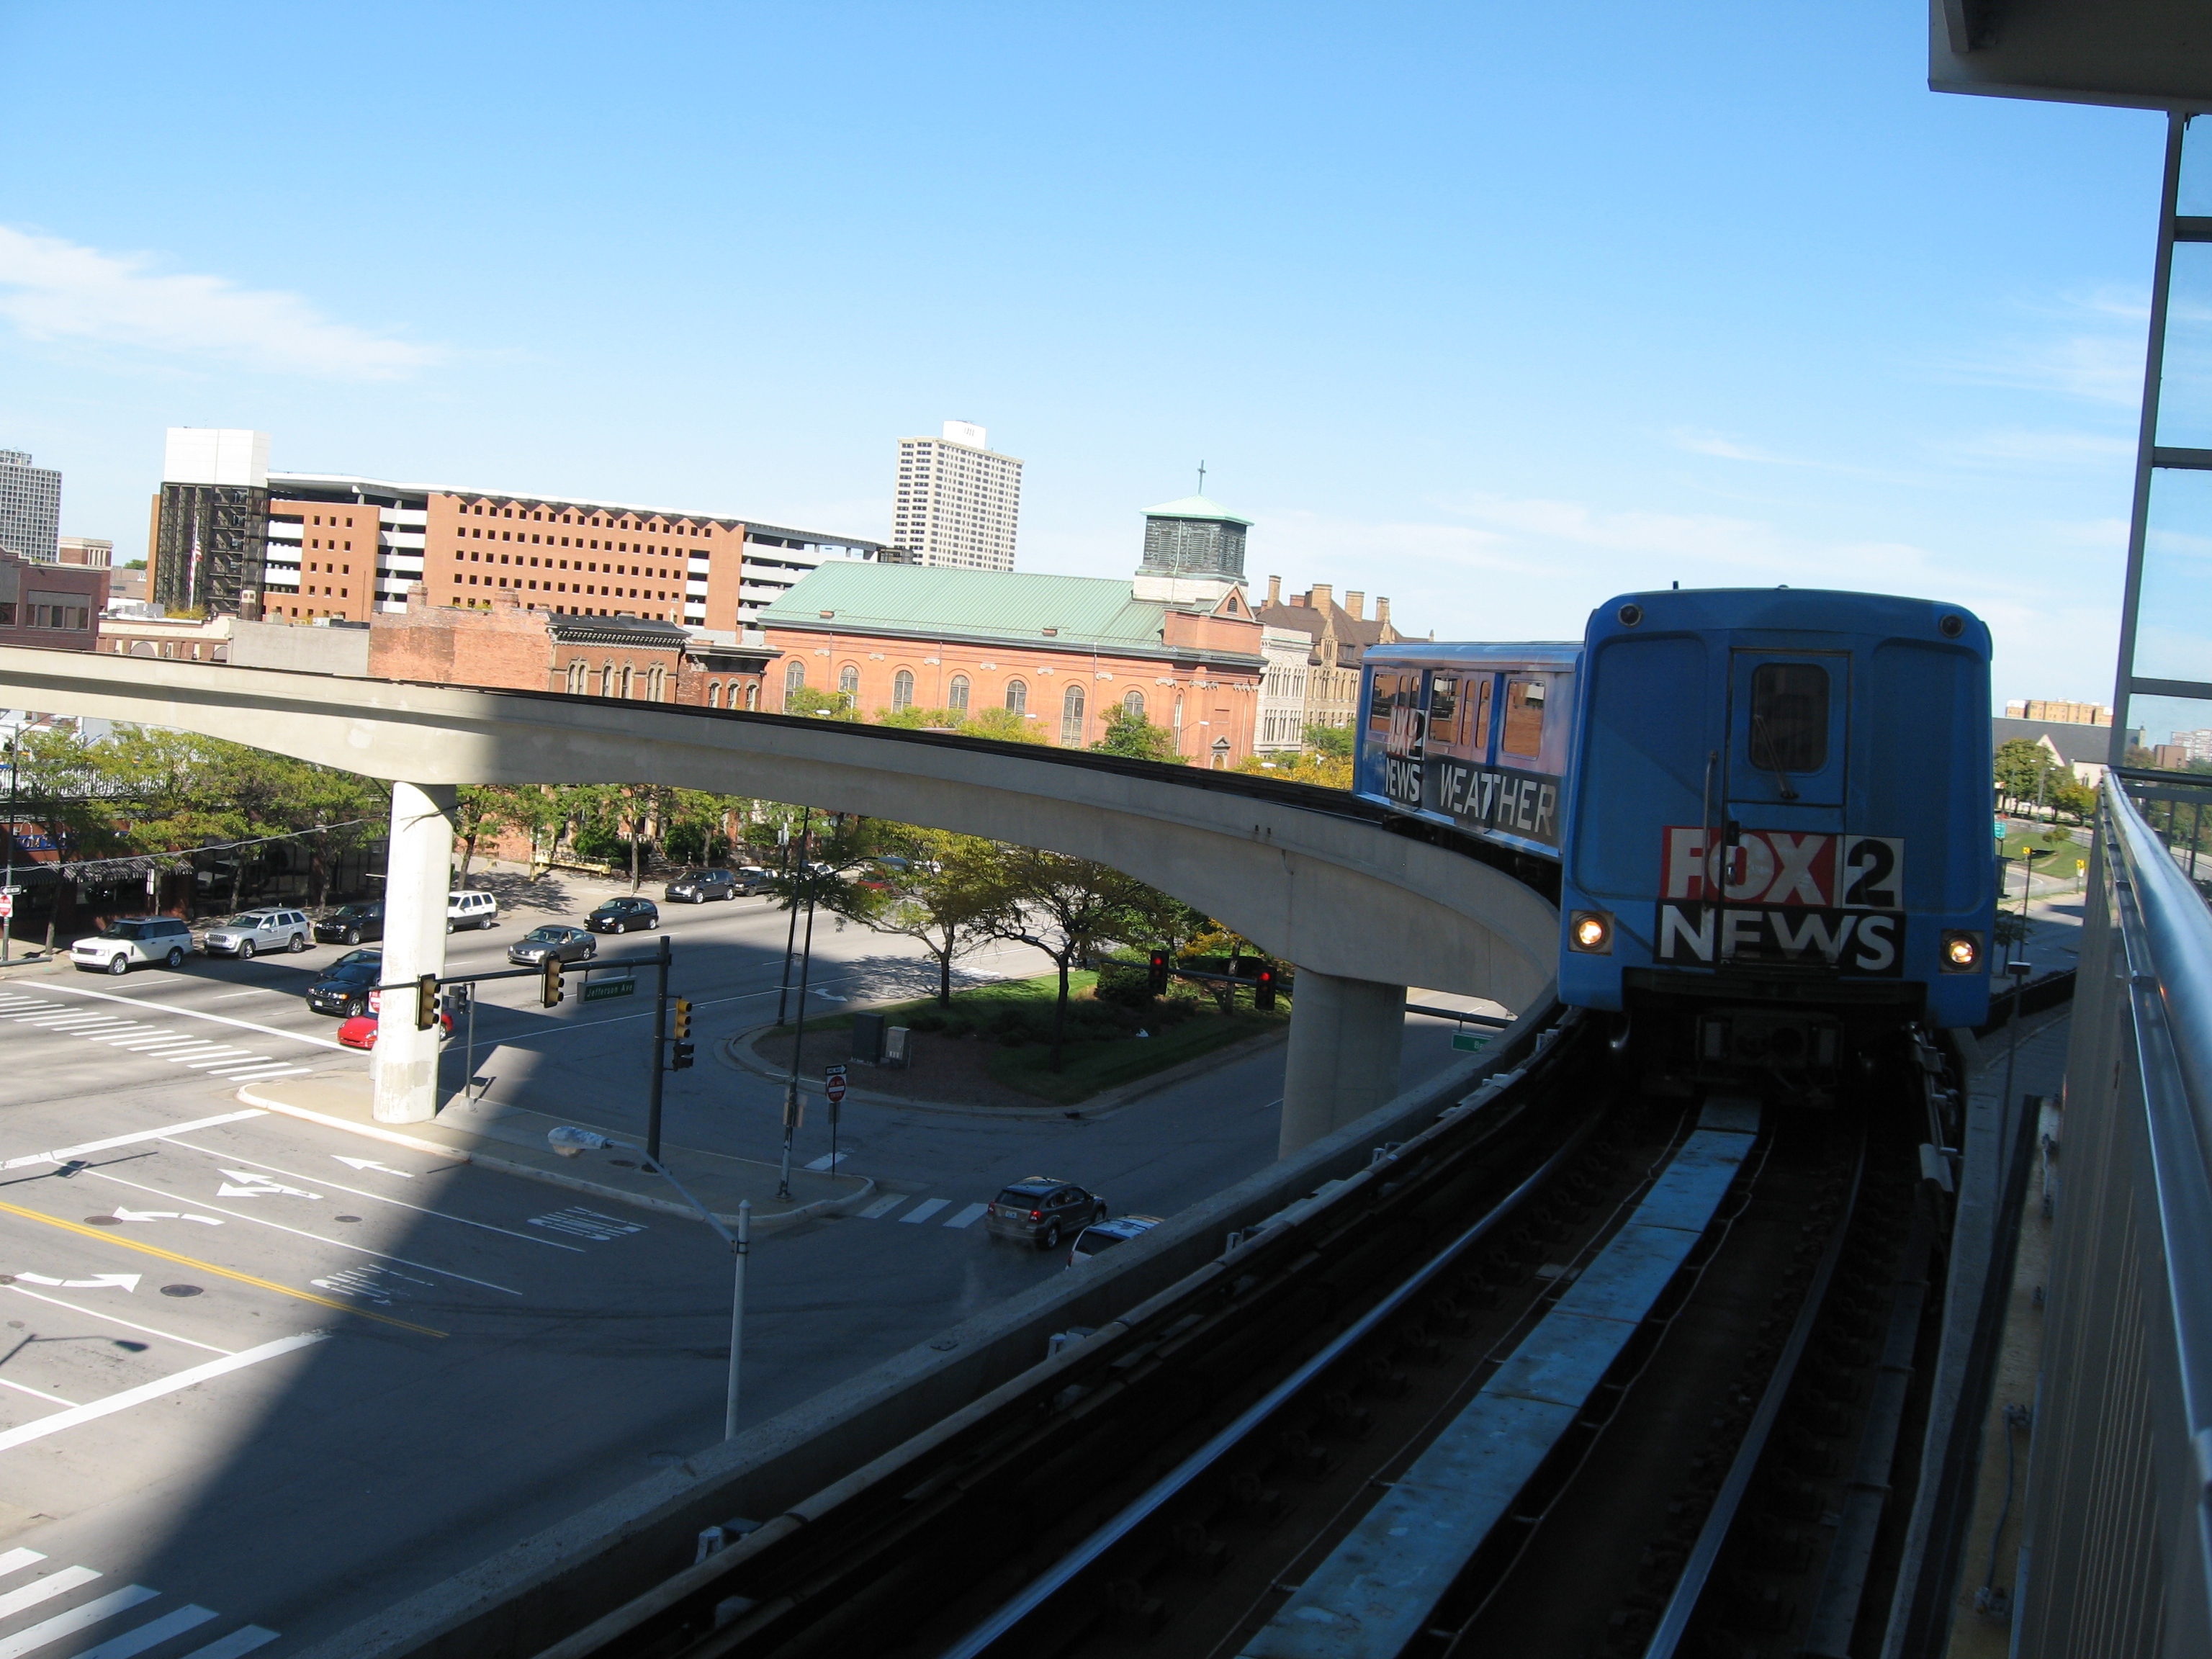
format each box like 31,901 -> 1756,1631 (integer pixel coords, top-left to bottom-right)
984,1178 -> 1109,1251
306,957 -> 384,1017
446,889 -> 499,931
315,901 -> 384,945
70,915 -> 194,975
664,868 -> 739,904
508,925 -> 598,966
337,1008 -> 454,1050
587,896 -> 660,933
332,946 -> 382,971
201,908 -> 311,958
729,866 -> 775,895
1066,1214 -> 1162,1268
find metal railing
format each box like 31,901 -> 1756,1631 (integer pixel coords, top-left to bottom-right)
2016,775 -> 2212,1655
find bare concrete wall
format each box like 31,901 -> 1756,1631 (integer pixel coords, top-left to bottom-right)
225,619 -> 371,677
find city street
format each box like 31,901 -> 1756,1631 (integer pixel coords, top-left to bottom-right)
0,870 -> 1481,1653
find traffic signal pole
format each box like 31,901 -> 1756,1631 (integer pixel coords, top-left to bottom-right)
647,931 -> 672,1164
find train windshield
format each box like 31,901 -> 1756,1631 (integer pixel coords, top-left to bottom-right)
1748,663 -> 1830,775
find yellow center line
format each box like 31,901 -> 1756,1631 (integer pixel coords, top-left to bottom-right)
0,1198 -> 447,1338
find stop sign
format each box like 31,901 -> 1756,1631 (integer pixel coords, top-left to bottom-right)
824,1065 -> 848,1105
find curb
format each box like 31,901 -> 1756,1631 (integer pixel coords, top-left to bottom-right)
722,1020 -> 1290,1121
235,1083 -> 876,1235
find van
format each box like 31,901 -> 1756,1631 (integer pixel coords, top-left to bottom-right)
446,890 -> 499,932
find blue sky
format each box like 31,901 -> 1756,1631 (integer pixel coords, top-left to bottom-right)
0,2 -> 2170,709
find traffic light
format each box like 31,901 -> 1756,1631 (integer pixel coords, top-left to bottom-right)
1147,948 -> 1169,994
415,973 -> 440,1030
541,954 -> 565,1007
1254,966 -> 1277,1012
670,998 -> 694,1070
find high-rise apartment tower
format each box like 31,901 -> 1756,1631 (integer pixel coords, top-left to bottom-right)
0,451 -> 62,566
891,421 -> 1022,570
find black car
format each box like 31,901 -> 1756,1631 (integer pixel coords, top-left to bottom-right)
508,925 -> 598,966
984,1178 -> 1108,1251
587,896 -> 660,933
307,956 -> 384,1017
663,868 -> 738,904
315,901 -> 385,945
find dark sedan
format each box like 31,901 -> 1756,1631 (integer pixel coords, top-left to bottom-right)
984,1178 -> 1108,1251
508,925 -> 598,966
664,869 -> 737,904
314,901 -> 385,945
587,897 -> 660,933
306,957 -> 383,1017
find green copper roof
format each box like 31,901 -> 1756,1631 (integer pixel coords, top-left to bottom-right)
758,562 -> 1174,652
1143,494 -> 1252,526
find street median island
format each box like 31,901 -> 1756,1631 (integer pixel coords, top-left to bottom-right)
749,968 -> 1290,1108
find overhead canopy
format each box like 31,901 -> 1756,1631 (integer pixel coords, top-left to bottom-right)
1930,0 -> 2212,112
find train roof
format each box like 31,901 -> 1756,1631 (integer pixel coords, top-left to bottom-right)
1365,641 -> 1583,672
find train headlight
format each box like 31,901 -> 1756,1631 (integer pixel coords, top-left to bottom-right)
1941,930 -> 1984,973
1568,910 -> 1614,954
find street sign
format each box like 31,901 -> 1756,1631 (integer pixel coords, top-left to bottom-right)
824,1064 -> 848,1105
583,977 -> 636,1003
367,989 -> 380,1015
0,894 -> 12,919
1451,1030 -> 1492,1053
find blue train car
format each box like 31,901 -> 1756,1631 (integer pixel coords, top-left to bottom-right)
1354,642 -> 1582,859
1558,588 -> 1994,1083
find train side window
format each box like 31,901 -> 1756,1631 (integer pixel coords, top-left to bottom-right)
1429,677 -> 1457,746
1749,663 -> 1829,773
1369,675 -> 1400,733
1501,679 -> 1545,756
1470,678 -> 1493,753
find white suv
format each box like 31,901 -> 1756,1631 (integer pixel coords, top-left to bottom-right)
72,916 -> 195,975
202,908 -> 311,959
447,890 -> 498,931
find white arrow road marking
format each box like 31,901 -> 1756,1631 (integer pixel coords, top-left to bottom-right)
215,1170 -> 321,1200
11,1272 -> 140,1292
109,1208 -> 222,1226
332,1156 -> 415,1178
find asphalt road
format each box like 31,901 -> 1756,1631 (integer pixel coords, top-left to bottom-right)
0,869 -> 1484,1655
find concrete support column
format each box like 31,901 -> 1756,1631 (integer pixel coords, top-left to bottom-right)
1277,968 -> 1407,1159
371,781 -> 455,1124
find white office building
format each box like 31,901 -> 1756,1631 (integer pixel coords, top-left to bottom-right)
0,450 -> 62,566
891,421 -> 1023,570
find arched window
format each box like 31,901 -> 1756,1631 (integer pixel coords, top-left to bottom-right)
786,660 -> 806,696
621,664 -> 636,699
743,683 -> 757,710
648,665 -> 665,701
1061,683 -> 1085,744
1005,678 -> 1028,717
567,659 -> 588,695
1123,688 -> 1145,719
838,664 -> 860,698
600,662 -> 616,697
948,675 -> 970,712
892,669 -> 914,711
707,681 -> 723,709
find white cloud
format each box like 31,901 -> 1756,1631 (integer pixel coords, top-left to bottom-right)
1668,428 -> 1794,464
1931,429 -> 2136,468
0,225 -> 442,379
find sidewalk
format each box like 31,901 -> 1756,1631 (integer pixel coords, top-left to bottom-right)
233,1072 -> 873,1234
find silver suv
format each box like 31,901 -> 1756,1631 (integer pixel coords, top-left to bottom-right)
202,908 -> 311,959
71,915 -> 194,975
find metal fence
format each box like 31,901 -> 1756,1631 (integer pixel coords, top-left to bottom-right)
2016,776 -> 2212,1657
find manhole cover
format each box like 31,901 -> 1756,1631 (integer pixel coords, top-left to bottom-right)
84,1215 -> 120,1226
159,1285 -> 204,1298
334,1215 -> 361,1223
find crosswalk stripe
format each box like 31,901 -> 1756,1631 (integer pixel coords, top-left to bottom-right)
804,1151 -> 850,1171
72,1604 -> 219,1658
178,1625 -> 279,1658
0,1584 -> 160,1659
858,1195 -> 905,1218
899,1197 -> 951,1224
0,1566 -> 101,1621
941,1202 -> 989,1229
0,1550 -> 45,1578
175,1050 -> 256,1066
210,1066 -> 310,1082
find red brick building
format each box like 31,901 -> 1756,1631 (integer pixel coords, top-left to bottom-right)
0,549 -> 104,653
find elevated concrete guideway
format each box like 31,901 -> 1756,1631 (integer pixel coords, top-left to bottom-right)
0,646 -> 1560,1150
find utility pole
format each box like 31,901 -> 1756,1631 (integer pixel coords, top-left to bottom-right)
778,855 -> 821,1202
1,730 -> 14,966
775,807 -> 811,1026
647,931 -> 672,1164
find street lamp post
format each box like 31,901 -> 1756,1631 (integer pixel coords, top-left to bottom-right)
549,1126 -> 750,1439
1,730 -> 14,966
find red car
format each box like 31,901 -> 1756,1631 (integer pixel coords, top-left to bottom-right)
338,1011 -> 455,1051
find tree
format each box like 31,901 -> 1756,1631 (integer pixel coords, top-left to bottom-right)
786,686 -> 861,721
1237,747 -> 1352,789
1304,721 -> 1353,760
968,848 -> 1161,1069
1994,739 -> 2064,815
958,706 -> 1048,745
876,706 -> 967,730
846,826 -> 999,1004
453,786 -> 521,886
1089,708 -> 1184,764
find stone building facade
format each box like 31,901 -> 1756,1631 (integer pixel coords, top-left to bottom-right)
1254,579 -> 1406,730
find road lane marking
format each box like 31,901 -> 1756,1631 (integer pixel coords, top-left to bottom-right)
0,1565 -> 102,1619
0,1583 -> 161,1658
76,1169 -> 525,1297
163,1141 -> 583,1250
36,983 -> 349,1050
2,1284 -> 233,1354
334,1156 -> 413,1177
177,1625 -> 279,1658
804,1151 -> 850,1170
10,1272 -> 139,1291
942,1202 -> 989,1229
527,1206 -> 646,1242
0,1550 -> 43,1576
212,1066 -> 311,1082
73,1604 -> 219,1658
0,1333 -> 331,1452
858,1195 -> 905,1218
899,1197 -> 951,1224
1,1110 -> 267,1171
0,1202 -> 445,1336
0,1376 -> 76,1408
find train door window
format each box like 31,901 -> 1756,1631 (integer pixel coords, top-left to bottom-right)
1501,679 -> 1546,757
1429,677 -> 1459,750
1368,674 -> 1401,734
1749,663 -> 1828,774
1470,678 -> 1494,755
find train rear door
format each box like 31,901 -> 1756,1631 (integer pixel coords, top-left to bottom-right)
1725,652 -> 1848,823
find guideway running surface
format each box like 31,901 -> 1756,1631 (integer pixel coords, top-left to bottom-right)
1241,1102 -> 1759,1658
